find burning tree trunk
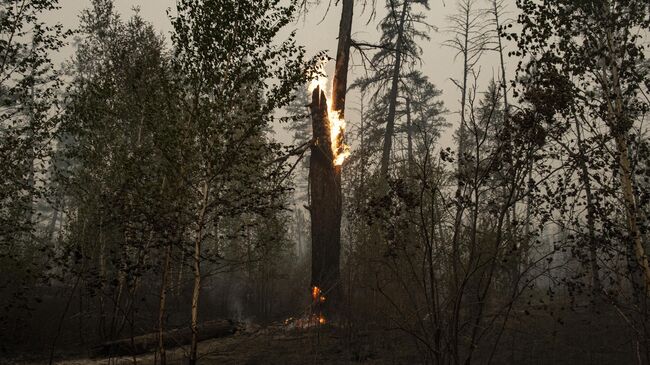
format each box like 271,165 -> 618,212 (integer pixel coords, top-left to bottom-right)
309,86 -> 342,319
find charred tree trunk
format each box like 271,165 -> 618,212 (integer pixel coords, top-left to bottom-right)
332,0 -> 353,116
306,0 -> 351,323
309,87 -> 342,319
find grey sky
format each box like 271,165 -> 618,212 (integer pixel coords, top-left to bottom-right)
51,0 -> 514,150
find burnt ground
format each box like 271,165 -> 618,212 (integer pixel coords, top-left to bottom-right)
2,305 -> 644,365
9,323 -> 420,365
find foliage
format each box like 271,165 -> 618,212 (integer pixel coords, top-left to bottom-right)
0,0 -> 69,337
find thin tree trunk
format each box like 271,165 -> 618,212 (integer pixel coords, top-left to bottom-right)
406,97 -> 413,172
491,0 -> 514,215
157,243 -> 172,365
48,276 -> 81,365
359,90 -> 367,193
176,248 -> 185,297
449,10 -> 474,359
189,181 -> 209,365
616,135 -> 650,291
99,217 -> 107,340
450,0 -> 472,301
46,204 -> 59,242
491,0 -> 509,117
109,245 -> 128,340
574,117 -> 602,296
602,23 -> 650,294
379,0 -> 409,179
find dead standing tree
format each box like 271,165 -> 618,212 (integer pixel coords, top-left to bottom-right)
304,0 -> 353,322
309,86 -> 342,320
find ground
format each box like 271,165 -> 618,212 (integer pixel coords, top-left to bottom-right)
11,322 -> 418,365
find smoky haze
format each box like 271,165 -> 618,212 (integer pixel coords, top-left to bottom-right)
50,0 -> 511,149
5,0 -> 650,364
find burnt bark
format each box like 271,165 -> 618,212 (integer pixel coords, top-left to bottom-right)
332,0 -> 354,116
309,87 -> 342,318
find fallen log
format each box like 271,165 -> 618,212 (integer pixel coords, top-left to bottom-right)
92,319 -> 237,357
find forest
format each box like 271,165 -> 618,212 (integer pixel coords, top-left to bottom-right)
1,0 -> 650,364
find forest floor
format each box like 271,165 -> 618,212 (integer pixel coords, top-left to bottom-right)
11,321 -> 419,365
4,303 -> 641,364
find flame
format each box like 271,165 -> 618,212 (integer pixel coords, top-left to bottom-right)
312,286 -> 321,300
308,62 -> 351,166
280,286 -> 329,329
311,286 -> 327,303
310,286 -> 327,325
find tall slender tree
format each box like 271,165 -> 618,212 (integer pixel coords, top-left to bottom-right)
378,0 -> 431,179
353,0 -> 432,178
444,0 -> 490,294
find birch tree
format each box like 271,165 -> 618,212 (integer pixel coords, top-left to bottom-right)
170,0 -> 312,362
0,0 -> 68,337
516,0 -> 650,296
58,1 -> 183,345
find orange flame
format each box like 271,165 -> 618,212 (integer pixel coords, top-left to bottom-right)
312,286 -> 321,300
311,286 -> 327,303
308,61 -> 351,166
311,286 -> 327,325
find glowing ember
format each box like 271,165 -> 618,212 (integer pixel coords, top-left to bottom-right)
283,314 -> 327,329
308,61 -> 351,166
281,287 -> 328,329
311,286 -> 326,302
312,286 -> 321,300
